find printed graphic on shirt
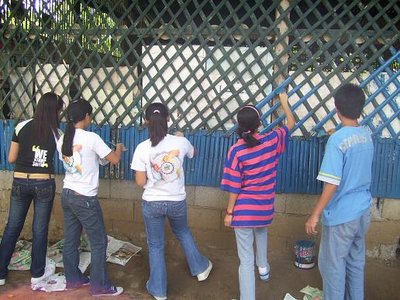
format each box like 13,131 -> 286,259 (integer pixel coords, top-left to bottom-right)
339,134 -> 372,152
31,145 -> 48,168
62,145 -> 83,175
150,149 -> 181,183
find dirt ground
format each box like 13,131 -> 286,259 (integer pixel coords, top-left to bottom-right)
1,234 -> 400,300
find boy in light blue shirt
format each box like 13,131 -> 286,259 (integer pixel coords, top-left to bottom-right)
305,83 -> 374,300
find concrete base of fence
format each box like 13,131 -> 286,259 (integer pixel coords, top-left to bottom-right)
0,171 -> 399,261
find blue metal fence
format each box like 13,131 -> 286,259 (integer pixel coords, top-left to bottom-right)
1,123 -> 399,198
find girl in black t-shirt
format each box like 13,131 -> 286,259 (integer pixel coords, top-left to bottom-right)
0,92 -> 63,287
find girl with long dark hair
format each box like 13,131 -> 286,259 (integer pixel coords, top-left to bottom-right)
0,92 -> 63,287
131,103 -> 212,300
57,98 -> 125,296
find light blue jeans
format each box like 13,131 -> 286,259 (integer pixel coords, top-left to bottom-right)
142,200 -> 209,298
234,227 -> 269,300
319,210 -> 371,300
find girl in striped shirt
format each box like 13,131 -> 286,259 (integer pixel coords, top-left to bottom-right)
221,93 -> 295,300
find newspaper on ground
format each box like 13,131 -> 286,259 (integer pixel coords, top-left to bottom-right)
283,293 -> 298,300
31,273 -> 66,292
30,258 -> 57,291
27,235 -> 141,293
2,234 -> 141,278
300,285 -> 323,300
9,239 -> 32,271
47,238 -> 91,272
106,235 -> 142,266
0,238 -> 32,271
52,252 -> 91,274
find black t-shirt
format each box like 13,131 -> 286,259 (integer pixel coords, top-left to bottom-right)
12,119 -> 57,174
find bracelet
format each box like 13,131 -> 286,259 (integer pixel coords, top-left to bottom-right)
226,210 -> 233,216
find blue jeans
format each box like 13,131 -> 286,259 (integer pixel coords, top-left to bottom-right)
0,178 -> 55,279
142,200 -> 209,298
319,210 -> 371,300
234,227 -> 269,300
61,188 -> 111,294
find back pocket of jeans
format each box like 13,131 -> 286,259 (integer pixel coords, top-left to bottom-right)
35,185 -> 55,202
11,184 -> 21,197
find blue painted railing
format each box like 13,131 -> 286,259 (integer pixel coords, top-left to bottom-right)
1,122 -> 399,198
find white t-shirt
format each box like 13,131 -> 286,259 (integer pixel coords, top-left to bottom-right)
57,129 -> 112,196
131,134 -> 194,201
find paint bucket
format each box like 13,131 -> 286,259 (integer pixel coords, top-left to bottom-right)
294,239 -> 316,269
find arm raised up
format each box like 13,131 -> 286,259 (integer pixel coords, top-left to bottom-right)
279,93 -> 296,130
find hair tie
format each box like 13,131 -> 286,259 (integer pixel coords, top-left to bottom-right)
153,109 -> 160,114
241,105 -> 260,118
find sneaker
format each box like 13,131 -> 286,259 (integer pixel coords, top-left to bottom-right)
259,271 -> 270,281
146,281 -> 167,300
258,266 -> 270,281
152,296 -> 167,300
66,277 -> 90,290
197,260 -> 213,282
0,278 -> 5,286
31,259 -> 56,285
93,285 -> 124,297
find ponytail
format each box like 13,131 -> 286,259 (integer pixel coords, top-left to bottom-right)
62,122 -> 76,156
61,98 -> 93,156
237,128 -> 260,147
145,103 -> 169,147
236,105 -> 261,147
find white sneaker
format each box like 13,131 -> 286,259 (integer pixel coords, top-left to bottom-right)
153,296 -> 167,300
31,258 -> 56,285
0,278 -> 5,286
258,266 -> 270,281
197,260 -> 213,281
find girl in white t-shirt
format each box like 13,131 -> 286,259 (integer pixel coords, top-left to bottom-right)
131,103 -> 212,300
57,98 -> 125,297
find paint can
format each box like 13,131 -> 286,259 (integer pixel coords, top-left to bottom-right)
294,239 -> 315,269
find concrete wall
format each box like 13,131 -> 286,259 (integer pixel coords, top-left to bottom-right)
0,171 -> 399,260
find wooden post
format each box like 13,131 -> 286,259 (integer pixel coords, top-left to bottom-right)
273,0 -> 290,116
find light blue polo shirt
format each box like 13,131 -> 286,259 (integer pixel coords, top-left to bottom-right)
317,126 -> 374,226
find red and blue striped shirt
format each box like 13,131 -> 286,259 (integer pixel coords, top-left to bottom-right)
221,127 -> 289,227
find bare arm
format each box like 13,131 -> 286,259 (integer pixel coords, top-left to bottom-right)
104,143 -> 125,165
135,170 -> 147,187
305,183 -> 337,235
279,93 -> 296,130
8,142 -> 19,163
224,192 -> 239,227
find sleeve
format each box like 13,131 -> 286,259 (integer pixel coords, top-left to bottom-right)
93,134 -> 112,159
220,146 -> 242,194
184,138 -> 195,159
275,126 -> 289,154
131,143 -> 147,172
56,135 -> 64,161
12,131 -> 18,143
316,136 -> 343,186
12,120 -> 30,143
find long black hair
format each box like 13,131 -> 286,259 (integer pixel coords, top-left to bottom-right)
236,105 -> 261,147
145,102 -> 169,147
61,98 -> 93,156
32,92 -> 63,141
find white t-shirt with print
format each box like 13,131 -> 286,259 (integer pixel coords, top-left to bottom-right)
57,128 -> 112,196
131,134 -> 194,201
